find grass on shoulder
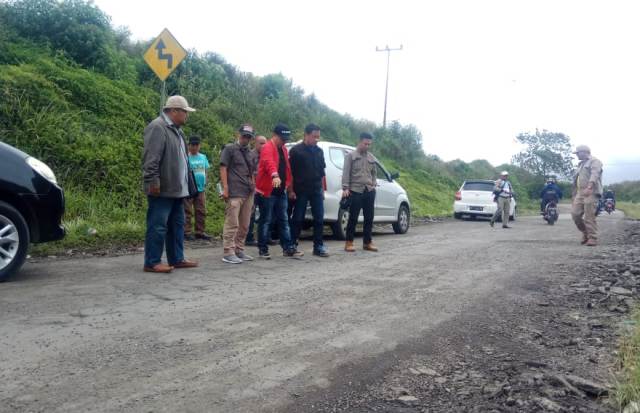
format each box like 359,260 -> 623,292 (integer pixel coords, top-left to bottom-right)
614,309 -> 640,410
618,202 -> 640,220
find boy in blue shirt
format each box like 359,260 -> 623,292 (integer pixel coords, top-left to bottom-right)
184,136 -> 211,240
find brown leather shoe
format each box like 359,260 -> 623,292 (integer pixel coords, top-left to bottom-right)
172,259 -> 199,269
344,241 -> 355,252
585,239 -> 598,247
580,233 -> 589,245
363,243 -> 378,252
143,263 -> 173,273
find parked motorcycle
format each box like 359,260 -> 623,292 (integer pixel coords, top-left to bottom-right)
604,198 -> 615,214
543,200 -> 559,225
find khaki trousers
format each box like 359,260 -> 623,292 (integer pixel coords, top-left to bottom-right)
183,192 -> 206,235
491,196 -> 511,225
572,193 -> 599,241
222,196 -> 254,255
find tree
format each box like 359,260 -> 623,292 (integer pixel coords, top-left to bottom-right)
511,129 -> 574,179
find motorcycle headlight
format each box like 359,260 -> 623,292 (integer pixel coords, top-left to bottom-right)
26,157 -> 58,185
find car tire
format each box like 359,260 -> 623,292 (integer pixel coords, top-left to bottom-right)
453,212 -> 462,219
392,204 -> 410,234
331,208 -> 349,240
509,207 -> 516,222
0,201 -> 30,282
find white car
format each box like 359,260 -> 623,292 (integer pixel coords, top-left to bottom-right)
286,141 -> 411,239
453,179 -> 516,221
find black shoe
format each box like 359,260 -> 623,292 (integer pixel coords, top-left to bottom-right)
313,247 -> 329,257
283,248 -> 304,258
259,250 -> 271,260
502,225 -> 511,229
195,233 -> 212,241
184,234 -> 195,241
489,221 -> 494,228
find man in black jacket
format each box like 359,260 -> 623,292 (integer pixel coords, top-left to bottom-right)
289,124 -> 328,257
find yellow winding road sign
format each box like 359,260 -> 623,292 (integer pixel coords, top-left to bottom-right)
143,28 -> 187,81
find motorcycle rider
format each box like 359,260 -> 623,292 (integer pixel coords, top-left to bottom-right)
540,177 -> 563,213
603,188 -> 616,211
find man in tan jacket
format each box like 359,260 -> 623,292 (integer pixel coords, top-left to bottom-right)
571,145 -> 603,246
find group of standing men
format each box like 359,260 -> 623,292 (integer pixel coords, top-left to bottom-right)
141,96 -> 379,273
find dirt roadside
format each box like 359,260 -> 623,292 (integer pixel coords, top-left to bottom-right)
287,213 -> 640,413
0,211 -> 636,413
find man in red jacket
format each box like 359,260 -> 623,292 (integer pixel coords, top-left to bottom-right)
255,124 -> 303,259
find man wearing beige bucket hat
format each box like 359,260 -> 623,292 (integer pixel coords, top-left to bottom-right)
142,95 -> 199,273
571,145 -> 603,246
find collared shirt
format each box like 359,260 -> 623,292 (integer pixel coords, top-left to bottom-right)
220,142 -> 256,198
342,149 -> 377,193
574,156 -> 603,197
289,142 -> 326,194
493,179 -> 513,198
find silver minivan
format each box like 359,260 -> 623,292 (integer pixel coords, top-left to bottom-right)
287,141 -> 411,239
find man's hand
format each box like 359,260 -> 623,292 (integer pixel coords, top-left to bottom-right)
288,190 -> 296,201
222,187 -> 229,200
149,185 -> 160,196
583,186 -> 593,196
272,176 -> 282,188
342,189 -> 350,198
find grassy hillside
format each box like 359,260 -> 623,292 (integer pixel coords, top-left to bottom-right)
0,0 -> 540,254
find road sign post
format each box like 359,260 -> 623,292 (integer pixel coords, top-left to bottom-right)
143,28 -> 187,111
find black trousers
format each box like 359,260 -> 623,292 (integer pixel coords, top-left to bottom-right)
346,189 -> 375,244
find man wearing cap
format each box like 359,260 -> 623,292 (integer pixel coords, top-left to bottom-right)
289,124 -> 329,257
183,135 -> 211,241
142,95 -> 199,273
490,171 -> 513,229
571,145 -> 603,246
219,124 -> 257,264
342,132 -> 378,252
255,123 -> 302,259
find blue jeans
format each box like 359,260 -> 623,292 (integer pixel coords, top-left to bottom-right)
291,188 -> 324,250
144,196 -> 185,267
257,192 -> 293,253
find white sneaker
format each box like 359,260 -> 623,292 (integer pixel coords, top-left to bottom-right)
222,254 -> 243,264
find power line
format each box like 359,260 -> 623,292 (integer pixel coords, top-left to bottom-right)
375,45 -> 403,128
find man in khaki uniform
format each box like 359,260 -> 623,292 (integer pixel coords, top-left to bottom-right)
571,145 -> 603,246
490,171 -> 513,229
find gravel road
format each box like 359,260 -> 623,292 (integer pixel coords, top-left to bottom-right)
0,209 -> 629,412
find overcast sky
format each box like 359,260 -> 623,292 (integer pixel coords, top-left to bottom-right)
95,0 -> 640,183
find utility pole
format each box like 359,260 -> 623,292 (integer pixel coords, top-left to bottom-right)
376,44 -> 403,128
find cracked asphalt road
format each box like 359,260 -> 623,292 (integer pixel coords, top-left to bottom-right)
0,210 -> 625,412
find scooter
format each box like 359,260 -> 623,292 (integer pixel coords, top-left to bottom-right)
543,200 -> 559,225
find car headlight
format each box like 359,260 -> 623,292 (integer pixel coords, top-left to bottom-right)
26,157 -> 58,184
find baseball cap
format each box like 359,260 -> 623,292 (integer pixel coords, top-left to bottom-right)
238,124 -> 255,137
188,135 -> 201,145
273,123 -> 292,141
163,95 -> 196,112
500,170 -> 509,176
573,145 -> 591,153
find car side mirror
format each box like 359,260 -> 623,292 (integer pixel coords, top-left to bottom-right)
390,172 -> 399,180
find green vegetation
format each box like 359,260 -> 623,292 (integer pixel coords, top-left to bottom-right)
617,202 -> 640,220
609,181 -> 640,203
0,0 -> 542,255
614,309 -> 640,410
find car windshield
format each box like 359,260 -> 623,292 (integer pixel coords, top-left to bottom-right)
462,182 -> 494,191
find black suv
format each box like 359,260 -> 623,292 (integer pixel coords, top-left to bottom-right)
0,141 -> 65,280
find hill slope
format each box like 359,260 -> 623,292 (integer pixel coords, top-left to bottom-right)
0,0 -> 538,253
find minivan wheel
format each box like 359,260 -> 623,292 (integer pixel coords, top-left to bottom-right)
331,208 -> 349,240
0,201 -> 30,282
392,204 -> 410,234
